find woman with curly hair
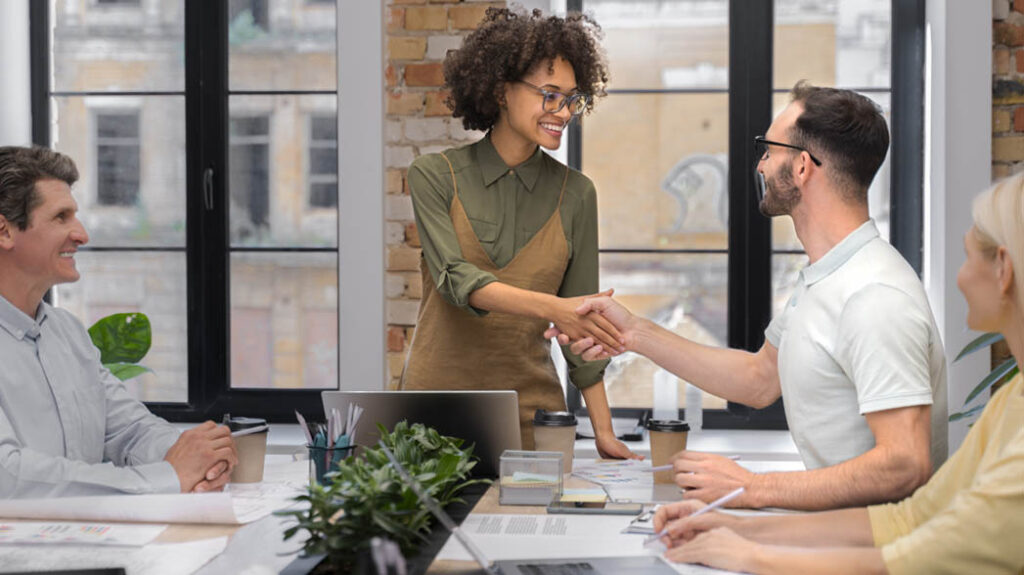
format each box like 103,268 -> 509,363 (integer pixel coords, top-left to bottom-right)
401,7 -> 637,458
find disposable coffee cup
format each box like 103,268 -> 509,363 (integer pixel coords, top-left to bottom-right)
226,416 -> 268,483
532,410 -> 577,474
646,419 -> 689,484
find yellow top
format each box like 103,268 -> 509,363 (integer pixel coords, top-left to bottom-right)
868,372 -> 1024,575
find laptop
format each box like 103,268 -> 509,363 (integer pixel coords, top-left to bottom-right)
321,390 -> 521,477
378,442 -> 680,575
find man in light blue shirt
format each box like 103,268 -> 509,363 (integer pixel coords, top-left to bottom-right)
0,146 -> 237,498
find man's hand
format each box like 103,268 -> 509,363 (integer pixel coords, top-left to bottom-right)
546,290 -> 625,354
594,433 -> 643,460
544,296 -> 639,360
673,451 -> 757,507
164,421 -> 238,493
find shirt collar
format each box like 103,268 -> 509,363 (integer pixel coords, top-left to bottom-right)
0,294 -> 49,341
802,220 -> 879,287
476,133 -> 544,192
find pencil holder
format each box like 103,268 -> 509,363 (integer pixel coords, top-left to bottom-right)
308,443 -> 357,484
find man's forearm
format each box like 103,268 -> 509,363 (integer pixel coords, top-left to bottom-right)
747,446 -> 926,510
631,319 -> 779,408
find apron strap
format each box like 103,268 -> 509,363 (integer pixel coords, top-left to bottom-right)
557,164 -> 569,209
439,152 -> 458,197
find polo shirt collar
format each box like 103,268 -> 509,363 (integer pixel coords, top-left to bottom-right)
0,293 -> 49,341
476,133 -> 543,192
802,219 -> 879,286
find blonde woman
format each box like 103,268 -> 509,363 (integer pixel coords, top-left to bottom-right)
651,175 -> 1024,574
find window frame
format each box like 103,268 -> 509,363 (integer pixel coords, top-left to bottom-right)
565,0 -> 924,430
31,0 -> 350,422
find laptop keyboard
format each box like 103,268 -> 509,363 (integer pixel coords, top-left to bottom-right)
517,562 -> 596,574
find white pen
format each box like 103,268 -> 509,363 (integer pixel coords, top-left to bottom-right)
642,486 -> 745,545
231,424 -> 269,438
647,455 -> 741,473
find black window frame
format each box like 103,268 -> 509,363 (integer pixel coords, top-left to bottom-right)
565,0 -> 924,430
31,0 -> 337,423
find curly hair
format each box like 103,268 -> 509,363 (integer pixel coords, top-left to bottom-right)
443,7 -> 608,131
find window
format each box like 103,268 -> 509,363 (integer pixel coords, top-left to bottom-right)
34,1 -> 342,419
95,112 -> 140,207
308,114 -> 338,209
560,0 -> 922,429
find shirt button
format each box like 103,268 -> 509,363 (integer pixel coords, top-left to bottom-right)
508,170 -> 514,176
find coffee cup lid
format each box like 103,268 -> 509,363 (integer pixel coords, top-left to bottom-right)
533,409 -> 577,427
225,416 -> 267,432
645,419 -> 690,432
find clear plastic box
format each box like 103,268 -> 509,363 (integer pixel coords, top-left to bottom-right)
498,449 -> 563,506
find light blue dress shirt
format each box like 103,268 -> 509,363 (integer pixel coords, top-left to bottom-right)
0,294 -> 181,497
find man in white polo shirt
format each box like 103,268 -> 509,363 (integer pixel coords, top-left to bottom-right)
551,82 -> 947,511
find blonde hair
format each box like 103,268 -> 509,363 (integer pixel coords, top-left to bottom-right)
972,174 -> 1024,312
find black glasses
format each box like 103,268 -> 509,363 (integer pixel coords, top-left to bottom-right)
518,80 -> 590,117
753,136 -> 822,166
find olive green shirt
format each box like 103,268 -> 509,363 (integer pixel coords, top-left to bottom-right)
408,134 -> 609,389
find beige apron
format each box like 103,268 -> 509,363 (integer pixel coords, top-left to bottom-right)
402,153 -> 571,449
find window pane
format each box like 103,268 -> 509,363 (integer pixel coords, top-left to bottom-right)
228,95 -> 337,247
228,0 -> 337,91
55,252 -> 188,403
230,253 -> 338,390
52,1 -> 184,92
769,91 -> 891,250
771,253 -> 809,320
53,96 -> 186,248
774,0 -> 891,90
583,93 -> 728,250
598,253 -> 727,410
586,0 -> 728,91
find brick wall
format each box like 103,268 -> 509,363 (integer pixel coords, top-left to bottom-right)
992,0 -> 1015,372
384,0 -> 502,388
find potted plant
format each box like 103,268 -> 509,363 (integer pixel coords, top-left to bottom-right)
950,332 -> 1018,422
279,421 -> 488,572
88,312 -> 153,381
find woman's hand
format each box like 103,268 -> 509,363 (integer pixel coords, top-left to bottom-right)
663,527 -> 762,573
594,433 -> 643,460
653,500 -> 736,545
548,290 -> 625,354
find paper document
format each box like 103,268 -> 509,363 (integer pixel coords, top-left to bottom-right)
0,522 -> 166,546
0,535 -> 228,575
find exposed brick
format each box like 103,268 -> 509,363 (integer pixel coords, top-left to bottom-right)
425,90 -> 453,116
388,299 -> 420,325
993,163 -> 1012,180
994,78 -> 1024,105
405,271 -> 423,299
418,144 -> 448,156
387,350 -> 406,380
388,246 -> 422,271
393,0 -> 426,4
1016,0 -> 1024,13
385,271 -> 406,298
449,3 -> 500,30
430,0 -> 461,3
405,222 -> 421,247
386,169 -> 405,194
386,194 -> 415,221
387,326 -> 407,352
405,62 -> 445,87
996,0 -> 1011,20
993,135 -> 1024,161
387,7 -> 405,33
385,119 -> 403,143
995,108 -> 1013,133
1017,49 -> 1024,74
388,37 -> 427,60
996,47 -> 1011,75
386,91 -> 424,115
450,121 -> 484,141
995,22 -> 1024,47
406,5 -> 448,31
386,222 -> 406,245
1015,107 -> 1024,132
405,117 -> 449,141
386,145 -> 416,168
427,35 -> 463,60
385,63 -> 398,88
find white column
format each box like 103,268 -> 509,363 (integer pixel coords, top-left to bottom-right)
0,0 -> 32,146
924,0 -> 992,450
337,2 -> 385,390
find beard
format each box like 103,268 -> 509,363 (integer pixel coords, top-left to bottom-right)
758,166 -> 801,216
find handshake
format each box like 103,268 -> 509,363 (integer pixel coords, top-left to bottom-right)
543,291 -> 640,361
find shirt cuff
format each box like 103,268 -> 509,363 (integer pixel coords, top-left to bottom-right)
436,266 -> 498,317
868,502 -> 913,547
134,461 -> 182,494
567,356 -> 609,390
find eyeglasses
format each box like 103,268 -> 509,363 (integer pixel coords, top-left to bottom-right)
518,80 -> 591,117
753,136 -> 822,166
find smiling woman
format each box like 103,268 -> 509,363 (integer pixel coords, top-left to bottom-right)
400,7 -> 639,460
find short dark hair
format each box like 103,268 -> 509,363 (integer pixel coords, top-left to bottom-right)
788,81 -> 889,203
443,7 -> 608,132
0,146 -> 79,231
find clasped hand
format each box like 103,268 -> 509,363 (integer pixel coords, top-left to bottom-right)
163,420 -> 238,493
544,294 -> 636,359
548,290 -> 626,355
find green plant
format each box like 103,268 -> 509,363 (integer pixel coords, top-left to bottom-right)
279,421 -> 488,571
88,312 -> 153,381
949,332 -> 1018,422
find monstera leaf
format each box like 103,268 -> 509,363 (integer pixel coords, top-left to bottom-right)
88,312 -> 153,381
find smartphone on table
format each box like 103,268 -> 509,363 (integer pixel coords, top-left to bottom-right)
545,500 -> 643,515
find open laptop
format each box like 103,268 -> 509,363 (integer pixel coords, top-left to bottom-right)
379,441 -> 680,575
321,390 -> 521,477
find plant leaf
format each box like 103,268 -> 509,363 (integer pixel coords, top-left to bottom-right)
954,332 -> 1004,362
963,359 -> 1018,405
88,313 -> 152,364
105,363 -> 153,381
949,403 -> 987,422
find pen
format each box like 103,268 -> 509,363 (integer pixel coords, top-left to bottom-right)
231,424 -> 269,438
642,486 -> 745,545
647,455 -> 741,472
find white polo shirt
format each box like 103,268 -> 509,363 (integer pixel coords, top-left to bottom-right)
766,220 -> 948,470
